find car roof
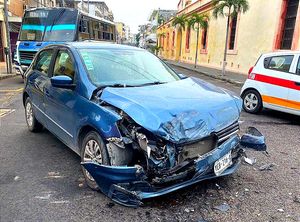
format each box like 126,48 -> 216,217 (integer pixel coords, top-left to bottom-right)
262,50 -> 300,57
48,42 -> 144,51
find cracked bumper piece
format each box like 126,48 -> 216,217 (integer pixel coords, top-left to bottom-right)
82,136 -> 246,207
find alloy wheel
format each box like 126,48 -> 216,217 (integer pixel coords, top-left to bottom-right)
26,102 -> 34,127
244,93 -> 258,111
83,139 -> 102,181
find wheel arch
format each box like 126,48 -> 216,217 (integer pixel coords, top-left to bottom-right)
241,87 -> 262,98
77,125 -> 99,150
23,91 -> 29,107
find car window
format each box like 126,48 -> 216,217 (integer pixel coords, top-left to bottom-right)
34,49 -> 54,75
53,51 -> 75,79
297,57 -> 300,75
266,55 -> 294,73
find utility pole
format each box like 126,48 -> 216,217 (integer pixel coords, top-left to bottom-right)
3,0 -> 12,74
87,0 -> 90,14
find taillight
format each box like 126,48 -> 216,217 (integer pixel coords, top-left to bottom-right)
248,66 -> 254,75
248,66 -> 255,79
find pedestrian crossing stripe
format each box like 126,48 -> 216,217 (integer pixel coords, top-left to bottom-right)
0,109 -> 15,118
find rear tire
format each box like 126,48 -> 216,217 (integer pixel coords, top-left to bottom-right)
25,97 -> 43,132
80,131 -> 110,191
242,89 -> 263,114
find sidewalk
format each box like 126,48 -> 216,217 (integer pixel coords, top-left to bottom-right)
165,59 -> 247,86
0,62 -> 17,80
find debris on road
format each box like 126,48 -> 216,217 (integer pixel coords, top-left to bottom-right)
277,208 -> 284,213
243,157 -> 256,165
184,208 -> 195,213
14,176 -> 20,181
213,203 -> 230,212
294,196 -> 300,204
259,163 -> 275,171
46,172 -> 64,179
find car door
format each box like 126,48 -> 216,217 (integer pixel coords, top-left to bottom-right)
26,49 -> 55,126
287,54 -> 300,115
261,54 -> 294,110
44,48 -> 78,148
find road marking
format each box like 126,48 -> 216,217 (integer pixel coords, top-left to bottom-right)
0,88 -> 23,93
0,108 -> 15,118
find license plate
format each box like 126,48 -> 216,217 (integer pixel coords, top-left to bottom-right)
214,152 -> 232,176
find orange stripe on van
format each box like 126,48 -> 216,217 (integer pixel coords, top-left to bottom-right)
262,95 -> 300,110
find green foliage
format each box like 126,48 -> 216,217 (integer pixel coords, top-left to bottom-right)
172,14 -> 187,31
187,13 -> 209,30
212,0 -> 249,18
150,45 -> 163,55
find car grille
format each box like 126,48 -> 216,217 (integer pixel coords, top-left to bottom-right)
19,51 -> 36,63
216,121 -> 239,144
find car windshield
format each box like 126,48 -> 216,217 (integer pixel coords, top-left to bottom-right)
78,48 -> 180,87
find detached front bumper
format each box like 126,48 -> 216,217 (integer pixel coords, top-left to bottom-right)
82,128 -> 266,207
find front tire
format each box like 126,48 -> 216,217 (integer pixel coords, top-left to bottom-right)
25,97 -> 43,132
242,89 -> 263,114
80,131 -> 110,191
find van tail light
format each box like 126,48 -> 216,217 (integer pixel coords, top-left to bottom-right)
248,66 -> 256,80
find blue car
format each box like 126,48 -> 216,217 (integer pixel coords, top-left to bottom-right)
23,42 -> 266,207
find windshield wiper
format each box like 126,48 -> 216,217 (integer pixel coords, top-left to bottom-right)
94,83 -> 135,97
134,81 -> 167,87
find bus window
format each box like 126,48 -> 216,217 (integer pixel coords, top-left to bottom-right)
19,10 -> 49,41
43,9 -> 77,41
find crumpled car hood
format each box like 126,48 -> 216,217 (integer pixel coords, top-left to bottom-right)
100,77 -> 242,144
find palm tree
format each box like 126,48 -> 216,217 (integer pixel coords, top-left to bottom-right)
212,0 -> 249,75
172,15 -> 187,60
188,13 -> 209,68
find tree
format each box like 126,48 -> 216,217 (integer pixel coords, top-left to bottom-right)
187,13 -> 209,68
212,0 -> 249,75
172,15 -> 187,60
151,45 -> 163,56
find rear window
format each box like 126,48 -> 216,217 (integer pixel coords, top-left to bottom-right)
265,55 -> 294,73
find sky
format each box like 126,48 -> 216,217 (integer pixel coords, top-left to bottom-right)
105,0 -> 179,33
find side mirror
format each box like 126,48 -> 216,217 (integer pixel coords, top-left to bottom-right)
178,73 -> 187,79
240,127 -> 267,151
50,75 -> 75,89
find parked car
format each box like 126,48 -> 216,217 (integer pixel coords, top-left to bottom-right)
241,51 -> 300,115
23,42 -> 266,207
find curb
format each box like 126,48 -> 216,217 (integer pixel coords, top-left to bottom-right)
166,62 -> 244,87
0,74 -> 18,81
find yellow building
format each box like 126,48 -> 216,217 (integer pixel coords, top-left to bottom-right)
158,0 -> 300,74
115,22 -> 126,43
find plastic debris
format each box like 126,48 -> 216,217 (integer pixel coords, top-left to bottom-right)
277,209 -> 284,213
14,176 -> 20,181
243,157 -> 256,165
214,203 -> 230,212
184,208 -> 195,213
245,188 -> 250,192
259,163 -> 275,171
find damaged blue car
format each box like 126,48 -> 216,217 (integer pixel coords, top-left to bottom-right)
23,42 -> 266,207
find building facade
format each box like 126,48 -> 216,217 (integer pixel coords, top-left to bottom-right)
115,22 -> 125,43
0,0 -> 24,62
158,0 -> 300,74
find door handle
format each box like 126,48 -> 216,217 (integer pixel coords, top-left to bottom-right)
295,82 -> 300,86
44,89 -> 50,97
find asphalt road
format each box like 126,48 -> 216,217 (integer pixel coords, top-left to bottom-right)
0,67 -> 299,222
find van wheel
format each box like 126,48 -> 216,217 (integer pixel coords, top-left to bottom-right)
25,97 -> 43,132
80,131 -> 110,191
242,90 -> 263,114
